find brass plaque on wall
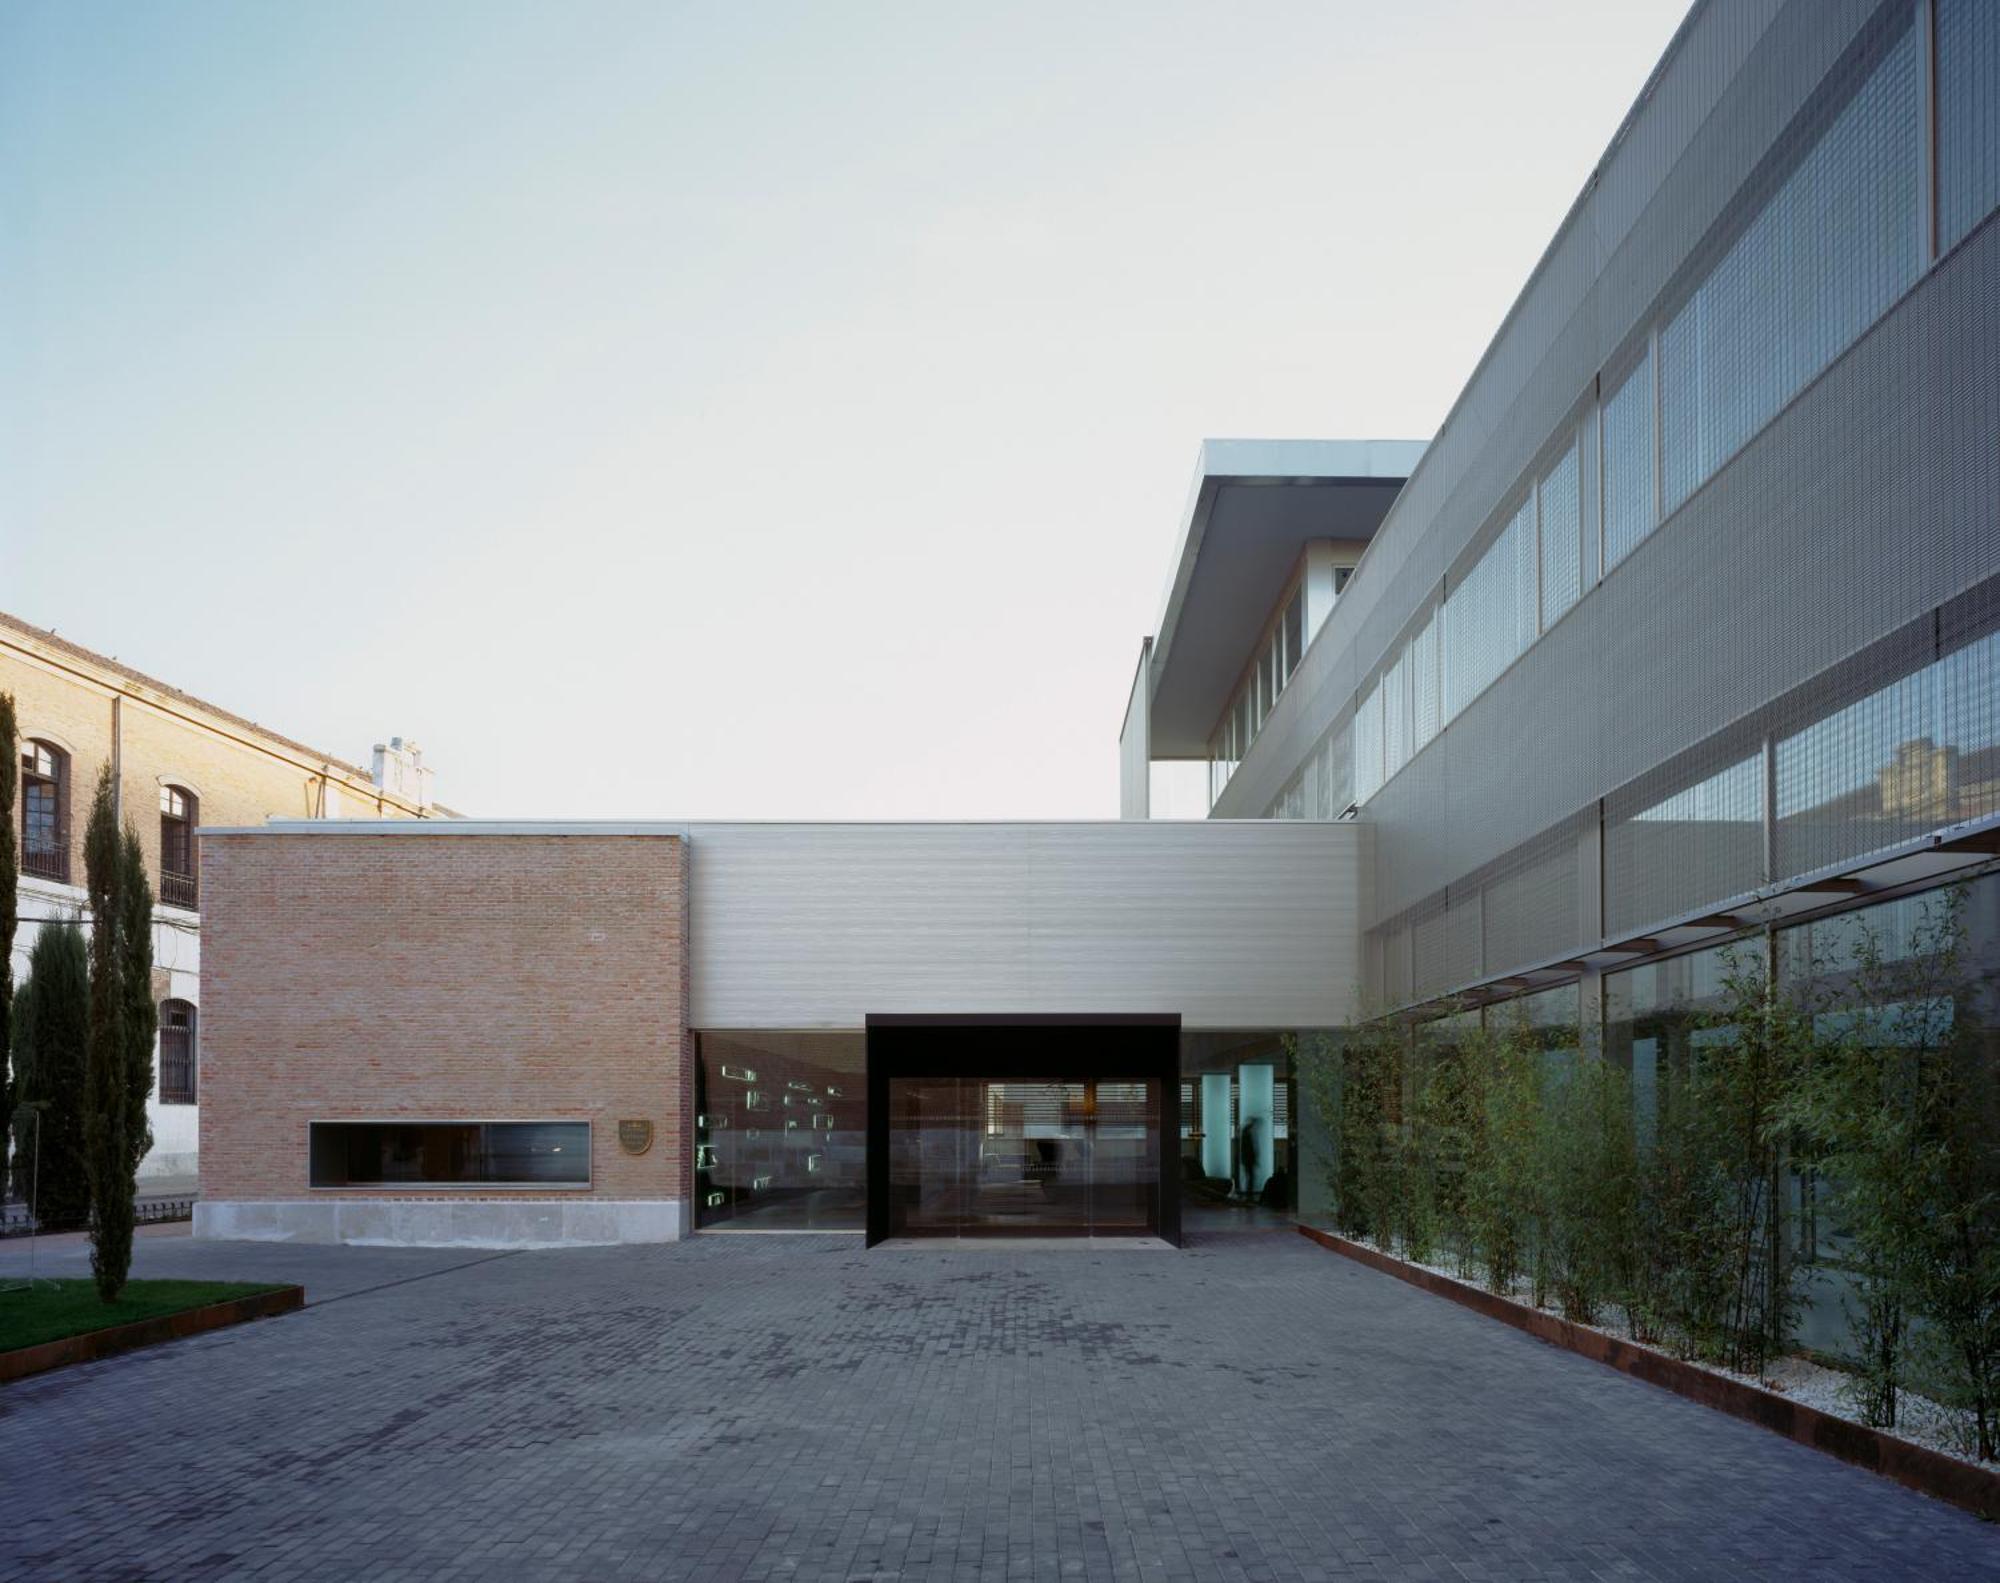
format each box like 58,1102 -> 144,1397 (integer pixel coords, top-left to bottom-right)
617,1119 -> 654,1157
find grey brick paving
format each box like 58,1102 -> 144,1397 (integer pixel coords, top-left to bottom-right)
0,1225 -> 1993,1580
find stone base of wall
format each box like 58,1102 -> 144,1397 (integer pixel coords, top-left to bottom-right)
194,1199 -> 687,1247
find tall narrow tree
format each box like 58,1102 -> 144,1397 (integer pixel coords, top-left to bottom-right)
82,766 -> 135,1301
11,920 -> 89,1225
0,692 -> 17,1185
118,827 -> 156,1175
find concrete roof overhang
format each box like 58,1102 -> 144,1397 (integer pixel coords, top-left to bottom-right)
1146,438 -> 1424,758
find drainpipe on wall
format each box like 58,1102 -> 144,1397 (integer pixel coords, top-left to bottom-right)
110,693 -> 122,825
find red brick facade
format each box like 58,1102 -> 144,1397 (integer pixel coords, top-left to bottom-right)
200,831 -> 688,1209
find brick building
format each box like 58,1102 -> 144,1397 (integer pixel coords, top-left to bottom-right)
3,610 -> 449,1182
188,0 -> 2000,1257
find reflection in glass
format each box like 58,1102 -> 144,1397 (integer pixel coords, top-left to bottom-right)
308,1121 -> 589,1187
886,1077 -> 1160,1237
1180,1032 -> 1300,1215
1776,627 -> 2000,881
696,1032 -> 865,1229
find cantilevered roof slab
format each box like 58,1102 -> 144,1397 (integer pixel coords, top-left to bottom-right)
1147,439 -> 1424,758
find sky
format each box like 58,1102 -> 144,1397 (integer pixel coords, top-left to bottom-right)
2,0 -> 1689,820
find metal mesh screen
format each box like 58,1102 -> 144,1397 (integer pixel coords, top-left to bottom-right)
1481,820 -> 1582,981
1939,0 -> 2000,253
1209,2 -> 2000,1006
1774,579 -> 2000,877
1605,741 -> 1765,938
1601,350 -> 1656,570
1444,498 -> 1534,720
1538,440 -> 1583,629
1410,895 -> 1452,1004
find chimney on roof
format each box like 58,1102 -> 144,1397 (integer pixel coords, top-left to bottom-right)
371,736 -> 435,810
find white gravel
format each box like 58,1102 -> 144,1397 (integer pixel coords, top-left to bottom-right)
1336,1232 -> 1995,1470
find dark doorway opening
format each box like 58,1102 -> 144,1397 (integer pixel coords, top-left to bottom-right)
866,1015 -> 1181,1246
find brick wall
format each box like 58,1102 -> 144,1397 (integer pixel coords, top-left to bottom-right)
200,832 -> 688,1205
2,620 -> 429,905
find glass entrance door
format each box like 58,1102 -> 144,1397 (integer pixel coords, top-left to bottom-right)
885,1076 -> 1160,1237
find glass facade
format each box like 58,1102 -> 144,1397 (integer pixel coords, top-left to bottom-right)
1178,1031 -> 1300,1213
1605,750 -> 1766,936
1599,350 -> 1654,570
1341,0 -> 2000,833
1208,581 -> 1308,805
1595,874 -> 2000,1360
1536,442 -> 1582,631
308,1121 -> 590,1187
886,1078 -> 1161,1237
1775,619 -> 2000,882
695,1032 -> 865,1230
1443,498 -> 1535,725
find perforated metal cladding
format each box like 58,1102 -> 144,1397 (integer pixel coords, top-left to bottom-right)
1605,734 -> 1765,939
1480,820 -> 1584,982
1208,0 -> 2000,1008
1601,353 -> 1656,570
1771,580 -> 2000,879
1938,0 -> 2000,252
1538,444 -> 1584,630
1446,882 -> 1484,989
1410,896 -> 1452,1005
1216,0 -> 1882,826
1361,203 -> 1999,941
1660,9 -> 1922,516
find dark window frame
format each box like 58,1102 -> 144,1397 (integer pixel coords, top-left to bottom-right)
20,740 -> 69,883
158,999 -> 197,1105
307,1120 -> 594,1189
159,784 -> 198,909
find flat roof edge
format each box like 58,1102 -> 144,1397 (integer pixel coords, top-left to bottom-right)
201,818 -> 1365,836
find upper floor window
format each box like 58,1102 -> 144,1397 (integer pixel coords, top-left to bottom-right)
159,1000 -> 197,1104
20,741 -> 68,883
160,785 -> 198,909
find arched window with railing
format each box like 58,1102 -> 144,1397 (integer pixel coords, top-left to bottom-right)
160,784 -> 198,909
20,740 -> 69,883
159,1000 -> 197,1105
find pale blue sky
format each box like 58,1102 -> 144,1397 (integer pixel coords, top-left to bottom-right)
3,0 -> 1686,818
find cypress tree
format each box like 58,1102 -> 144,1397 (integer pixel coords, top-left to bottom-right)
11,920 -> 89,1227
118,827 -> 156,1176
83,766 -> 135,1301
8,970 -> 32,1201
0,692 -> 16,1184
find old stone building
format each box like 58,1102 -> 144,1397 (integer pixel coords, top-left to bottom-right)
3,610 -> 450,1183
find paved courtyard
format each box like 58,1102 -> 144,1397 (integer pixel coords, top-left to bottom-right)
0,1224 -> 1992,1581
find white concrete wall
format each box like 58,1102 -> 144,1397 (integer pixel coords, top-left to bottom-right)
1118,640 -> 1152,820
688,820 -> 1363,1030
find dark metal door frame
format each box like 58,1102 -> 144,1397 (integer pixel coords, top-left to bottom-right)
864,1014 -> 1182,1247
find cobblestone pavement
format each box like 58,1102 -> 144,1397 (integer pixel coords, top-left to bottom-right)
3,1226 -> 1993,1581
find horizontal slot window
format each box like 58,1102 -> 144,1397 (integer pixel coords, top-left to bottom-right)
308,1121 -> 590,1188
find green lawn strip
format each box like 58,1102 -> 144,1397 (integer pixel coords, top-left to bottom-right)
0,1280 -> 288,1353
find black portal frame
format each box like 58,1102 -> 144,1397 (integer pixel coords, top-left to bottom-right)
864,1014 -> 1182,1247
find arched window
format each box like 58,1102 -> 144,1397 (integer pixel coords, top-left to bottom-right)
20,740 -> 68,883
159,1000 -> 197,1105
160,784 -> 198,908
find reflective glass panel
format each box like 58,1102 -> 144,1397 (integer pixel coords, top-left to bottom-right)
696,1032 -> 866,1229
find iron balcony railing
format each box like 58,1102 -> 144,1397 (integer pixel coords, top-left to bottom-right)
21,839 -> 67,884
160,867 -> 199,910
